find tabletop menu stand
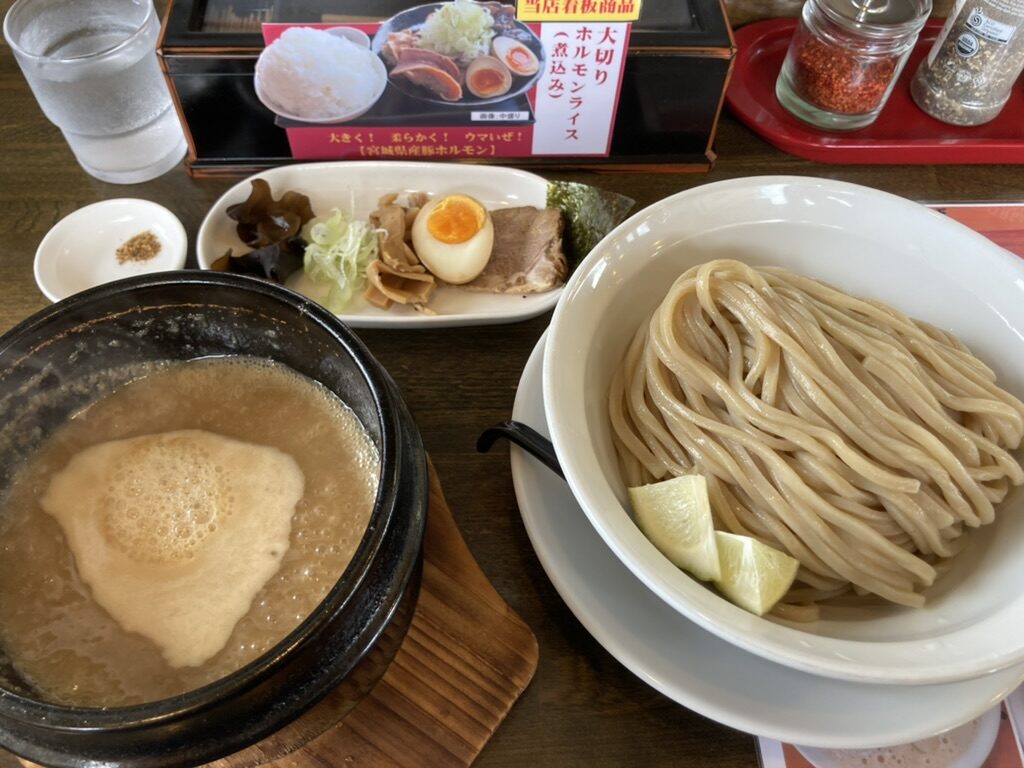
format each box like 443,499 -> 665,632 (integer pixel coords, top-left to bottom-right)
14,464 -> 539,768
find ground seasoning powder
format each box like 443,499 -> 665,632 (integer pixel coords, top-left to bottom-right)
910,0 -> 1024,125
115,230 -> 162,264
776,0 -> 931,130
793,37 -> 900,113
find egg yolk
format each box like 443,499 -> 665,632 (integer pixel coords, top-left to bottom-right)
470,67 -> 506,94
506,47 -> 532,69
426,195 -> 486,245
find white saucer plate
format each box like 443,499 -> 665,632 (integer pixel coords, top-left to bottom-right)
511,331 -> 1024,750
34,199 -> 187,303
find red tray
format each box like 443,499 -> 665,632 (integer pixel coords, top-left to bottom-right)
725,19 -> 1024,164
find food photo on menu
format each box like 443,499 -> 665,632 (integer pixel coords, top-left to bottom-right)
254,1 -> 545,124
249,0 -> 630,161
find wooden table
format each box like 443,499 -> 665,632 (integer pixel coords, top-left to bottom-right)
3,20 -> 1024,768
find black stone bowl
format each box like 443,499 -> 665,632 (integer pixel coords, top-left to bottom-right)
0,272 -> 428,767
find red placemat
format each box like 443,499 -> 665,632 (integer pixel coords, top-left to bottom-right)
726,19 -> 1024,164
932,203 -> 1024,257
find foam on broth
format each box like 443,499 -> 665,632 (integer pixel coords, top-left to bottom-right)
0,357 -> 380,707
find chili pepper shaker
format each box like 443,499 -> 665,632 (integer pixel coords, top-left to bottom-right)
910,0 -> 1024,125
776,0 -> 932,130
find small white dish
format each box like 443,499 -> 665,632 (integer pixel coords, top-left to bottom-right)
197,161 -> 563,328
34,199 -> 187,303
512,331 -> 1024,749
542,175 -> 1024,686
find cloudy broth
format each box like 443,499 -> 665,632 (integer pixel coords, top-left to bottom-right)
0,357 -> 379,707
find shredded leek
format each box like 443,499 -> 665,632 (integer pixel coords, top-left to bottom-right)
417,0 -> 495,62
301,208 -> 378,313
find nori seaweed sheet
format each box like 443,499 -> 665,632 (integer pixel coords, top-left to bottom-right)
546,181 -> 635,270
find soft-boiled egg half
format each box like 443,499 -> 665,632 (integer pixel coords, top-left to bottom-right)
411,194 -> 494,284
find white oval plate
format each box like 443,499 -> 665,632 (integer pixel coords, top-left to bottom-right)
543,175 -> 1024,685
514,331 -> 1024,749
196,161 -> 561,328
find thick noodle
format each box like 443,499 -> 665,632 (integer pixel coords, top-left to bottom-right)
609,260 -> 1024,617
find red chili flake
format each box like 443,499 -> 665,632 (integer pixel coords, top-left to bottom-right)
793,37 -> 899,114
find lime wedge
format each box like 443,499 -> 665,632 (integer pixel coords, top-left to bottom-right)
628,475 -> 721,582
713,531 -> 799,616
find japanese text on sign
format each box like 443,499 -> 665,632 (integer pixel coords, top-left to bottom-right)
531,22 -> 629,155
287,127 -> 533,161
517,0 -> 641,22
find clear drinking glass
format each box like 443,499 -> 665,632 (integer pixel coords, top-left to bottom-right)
4,0 -> 188,184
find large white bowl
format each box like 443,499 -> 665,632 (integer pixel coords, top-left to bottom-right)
542,175 -> 1024,686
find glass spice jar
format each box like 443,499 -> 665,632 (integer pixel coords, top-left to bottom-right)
910,0 -> 1024,126
776,0 -> 932,130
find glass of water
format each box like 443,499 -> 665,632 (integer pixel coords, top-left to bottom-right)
4,0 -> 188,184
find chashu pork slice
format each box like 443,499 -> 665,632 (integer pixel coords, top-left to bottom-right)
392,47 -> 461,80
390,48 -> 463,101
462,207 -> 566,294
381,30 -> 418,67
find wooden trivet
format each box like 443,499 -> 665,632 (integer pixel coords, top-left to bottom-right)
15,465 -> 539,768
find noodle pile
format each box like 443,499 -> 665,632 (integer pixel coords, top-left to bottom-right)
609,260 -> 1024,619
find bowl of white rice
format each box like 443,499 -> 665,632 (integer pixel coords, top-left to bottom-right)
255,26 -> 387,124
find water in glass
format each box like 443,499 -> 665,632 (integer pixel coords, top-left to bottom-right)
4,0 -> 187,183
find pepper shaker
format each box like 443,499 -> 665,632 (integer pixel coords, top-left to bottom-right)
776,0 -> 932,130
910,0 -> 1024,125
